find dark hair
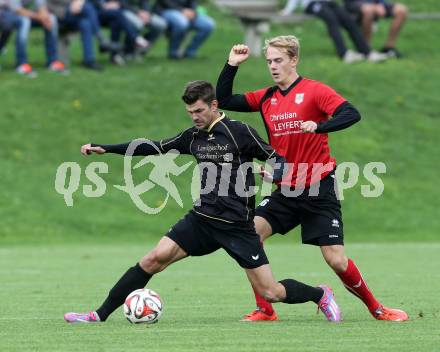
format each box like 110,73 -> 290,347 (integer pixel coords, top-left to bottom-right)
181,80 -> 216,105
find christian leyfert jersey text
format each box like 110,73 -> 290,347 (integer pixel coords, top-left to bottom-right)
245,78 -> 346,188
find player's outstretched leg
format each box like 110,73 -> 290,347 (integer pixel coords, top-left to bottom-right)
244,265 -> 342,322
64,262 -> 153,323
242,243 -> 276,322
64,236 -> 187,323
242,218 -> 277,321
321,246 -> 408,321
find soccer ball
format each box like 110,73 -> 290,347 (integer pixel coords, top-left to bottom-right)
123,288 -> 163,324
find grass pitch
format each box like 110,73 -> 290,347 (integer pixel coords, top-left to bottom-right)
0,1 -> 439,350
1,241 -> 439,351
1,1 -> 440,245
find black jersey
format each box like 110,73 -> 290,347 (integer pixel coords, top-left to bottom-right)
93,114 -> 286,223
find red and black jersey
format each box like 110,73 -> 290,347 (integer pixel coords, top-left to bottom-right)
244,77 -> 346,187
216,63 -> 360,189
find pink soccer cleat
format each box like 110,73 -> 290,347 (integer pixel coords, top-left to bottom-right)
317,285 -> 342,322
64,311 -> 100,323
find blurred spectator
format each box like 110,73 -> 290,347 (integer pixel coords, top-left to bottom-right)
281,0 -> 387,63
48,0 -> 121,70
90,0 -> 148,64
0,27 -> 12,54
344,0 -> 407,58
154,0 -> 215,59
0,0 -> 65,76
121,0 -> 167,56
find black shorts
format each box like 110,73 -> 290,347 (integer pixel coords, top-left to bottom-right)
255,171 -> 344,246
345,1 -> 395,19
166,211 -> 269,269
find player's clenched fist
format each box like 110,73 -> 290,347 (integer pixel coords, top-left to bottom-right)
300,121 -> 318,133
81,143 -> 106,155
228,44 -> 250,66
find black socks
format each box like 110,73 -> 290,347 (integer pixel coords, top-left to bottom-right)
96,263 -> 152,321
279,279 -> 324,304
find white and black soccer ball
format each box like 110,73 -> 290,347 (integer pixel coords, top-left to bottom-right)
123,288 -> 163,324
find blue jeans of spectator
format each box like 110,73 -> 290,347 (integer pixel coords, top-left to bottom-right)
0,29 -> 12,52
98,8 -> 138,45
63,2 -> 101,63
145,14 -> 167,44
0,10 -> 30,65
161,10 -> 215,58
31,14 -> 59,65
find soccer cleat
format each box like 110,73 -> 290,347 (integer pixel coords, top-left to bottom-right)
16,63 -> 37,78
64,311 -> 100,323
317,285 -> 342,322
240,308 -> 278,322
373,306 -> 409,321
48,60 -> 67,74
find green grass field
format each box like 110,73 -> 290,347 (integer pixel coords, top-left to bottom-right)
1,242 -> 439,351
1,0 -> 439,350
1,0 -> 440,244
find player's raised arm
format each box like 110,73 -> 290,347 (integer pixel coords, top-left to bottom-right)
228,44 -> 250,67
216,45 -> 253,112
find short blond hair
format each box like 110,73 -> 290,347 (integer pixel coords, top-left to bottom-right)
263,35 -> 300,59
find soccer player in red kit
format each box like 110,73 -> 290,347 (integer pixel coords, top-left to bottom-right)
216,35 -> 408,322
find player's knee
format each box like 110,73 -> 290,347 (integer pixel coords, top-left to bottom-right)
139,251 -> 166,273
254,217 -> 272,240
325,255 -> 348,273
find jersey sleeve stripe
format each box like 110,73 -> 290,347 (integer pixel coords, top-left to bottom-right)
245,124 -> 271,157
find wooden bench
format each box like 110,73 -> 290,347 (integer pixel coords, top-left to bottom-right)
214,0 -> 440,56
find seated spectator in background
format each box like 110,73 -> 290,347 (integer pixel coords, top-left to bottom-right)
90,0 -> 148,64
48,0 -> 120,70
0,0 -> 65,76
281,0 -> 387,63
344,0 -> 407,58
154,0 -> 215,59
0,27 -> 12,54
121,0 -> 167,56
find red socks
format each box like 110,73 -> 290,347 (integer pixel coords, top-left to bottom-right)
337,259 -> 381,313
253,286 -> 274,315
252,241 -> 274,315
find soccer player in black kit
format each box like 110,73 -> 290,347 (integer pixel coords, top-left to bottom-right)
64,80 -> 341,323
